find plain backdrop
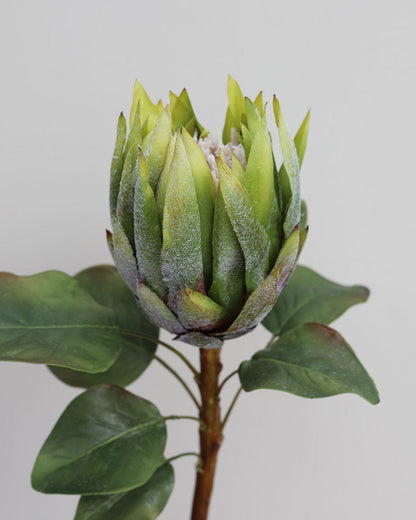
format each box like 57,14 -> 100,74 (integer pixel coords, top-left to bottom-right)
0,1 -> 415,518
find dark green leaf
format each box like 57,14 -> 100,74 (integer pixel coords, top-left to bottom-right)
32,385 -> 167,495
49,265 -> 158,388
74,463 -> 174,520
262,265 -> 369,336
0,271 -> 120,372
239,323 -> 379,404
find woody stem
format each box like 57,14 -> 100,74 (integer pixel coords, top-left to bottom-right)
191,347 -> 223,520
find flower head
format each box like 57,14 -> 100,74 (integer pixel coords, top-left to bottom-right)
108,77 -> 310,348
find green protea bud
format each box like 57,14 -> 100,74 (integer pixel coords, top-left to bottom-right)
108,77 -> 310,348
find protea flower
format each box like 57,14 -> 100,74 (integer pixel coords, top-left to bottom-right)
108,77 -> 309,348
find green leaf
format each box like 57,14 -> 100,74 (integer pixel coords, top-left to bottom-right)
32,385 -> 167,495
262,265 -> 369,336
74,463 -> 174,520
239,323 -> 379,404
49,266 -> 158,388
0,271 -> 120,372
217,157 -> 269,293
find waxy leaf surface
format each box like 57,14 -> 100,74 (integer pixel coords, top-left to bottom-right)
32,385 -> 167,495
74,463 -> 174,520
0,271 -> 120,372
239,323 -> 379,404
49,266 -> 158,388
263,265 -> 369,336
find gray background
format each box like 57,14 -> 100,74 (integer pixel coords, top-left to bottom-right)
0,0 -> 415,518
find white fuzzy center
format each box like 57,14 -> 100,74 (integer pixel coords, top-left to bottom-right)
197,128 -> 246,187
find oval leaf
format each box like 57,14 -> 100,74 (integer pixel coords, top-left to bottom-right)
239,323 -> 379,404
31,385 -> 167,495
262,265 -> 370,336
49,265 -> 158,388
74,463 -> 174,520
0,271 -> 120,372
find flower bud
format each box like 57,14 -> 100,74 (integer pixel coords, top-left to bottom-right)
108,77 -> 309,348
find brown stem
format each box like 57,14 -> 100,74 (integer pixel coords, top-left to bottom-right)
191,348 -> 223,520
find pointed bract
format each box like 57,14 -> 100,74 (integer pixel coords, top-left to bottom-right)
225,226 -> 299,334
144,109 -> 172,191
111,216 -> 138,294
108,78 -> 311,347
273,96 -> 301,237
218,157 -> 270,293
161,135 -> 204,310
177,287 -> 231,332
109,113 -> 127,218
134,151 -> 166,300
136,280 -> 185,335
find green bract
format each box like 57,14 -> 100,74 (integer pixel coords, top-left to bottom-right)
109,77 -> 310,348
